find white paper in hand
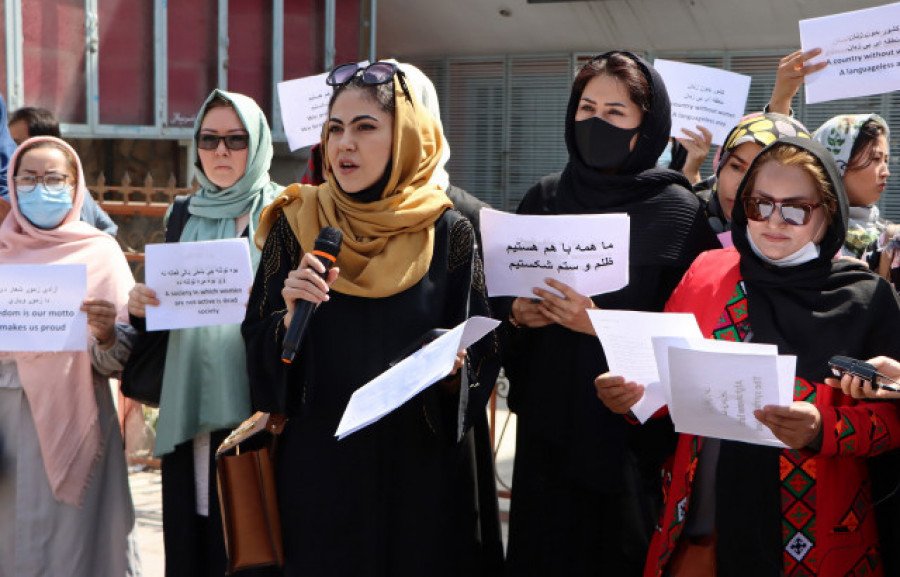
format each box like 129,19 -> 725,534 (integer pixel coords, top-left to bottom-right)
660,339 -> 795,447
0,264 -> 88,352
144,238 -> 254,331
335,316 -> 500,439
588,309 -> 703,423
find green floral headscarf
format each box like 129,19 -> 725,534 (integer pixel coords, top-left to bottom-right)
812,113 -> 889,176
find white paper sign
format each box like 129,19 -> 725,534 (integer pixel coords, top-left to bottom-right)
277,62 -> 369,151
335,316 -> 501,439
800,3 -> 900,104
144,239 -> 254,331
277,71 -> 332,151
480,208 -> 630,298
588,310 -> 703,423
659,339 -> 796,447
653,59 -> 751,146
0,264 -> 88,352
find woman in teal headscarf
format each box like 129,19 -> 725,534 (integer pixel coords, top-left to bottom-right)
126,89 -> 281,577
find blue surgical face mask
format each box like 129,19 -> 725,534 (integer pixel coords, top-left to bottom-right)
18,184 -> 74,229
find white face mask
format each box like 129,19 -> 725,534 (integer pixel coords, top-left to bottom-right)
747,233 -> 821,267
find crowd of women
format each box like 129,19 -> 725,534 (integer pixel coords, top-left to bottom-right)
1,44 -> 899,577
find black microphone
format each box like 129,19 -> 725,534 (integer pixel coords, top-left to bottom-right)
281,226 -> 343,364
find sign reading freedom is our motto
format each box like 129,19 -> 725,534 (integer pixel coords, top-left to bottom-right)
0,264 -> 88,352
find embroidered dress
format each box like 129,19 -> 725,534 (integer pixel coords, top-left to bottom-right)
644,246 -> 900,577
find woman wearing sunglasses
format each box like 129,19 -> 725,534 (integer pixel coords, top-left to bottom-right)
126,89 -> 281,577
694,113 -> 811,235
596,137 -> 900,577
497,51 -> 718,576
243,62 -> 496,576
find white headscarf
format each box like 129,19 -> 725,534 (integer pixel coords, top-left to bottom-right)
395,62 -> 452,190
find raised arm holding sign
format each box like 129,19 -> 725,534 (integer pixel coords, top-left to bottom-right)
800,2 -> 900,104
653,59 -> 751,146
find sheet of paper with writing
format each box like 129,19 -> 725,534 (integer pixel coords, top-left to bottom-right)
480,208 -> 630,298
335,316 -> 501,440
276,62 -> 369,151
653,59 -> 751,146
0,264 -> 88,352
659,339 -> 796,447
800,3 -> 900,104
588,310 -> 703,423
144,238 -> 254,331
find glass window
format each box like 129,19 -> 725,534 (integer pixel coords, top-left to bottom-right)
227,0 -> 272,119
167,0 -> 217,128
283,0 -> 320,80
22,0 -> 87,124
98,0 -> 154,125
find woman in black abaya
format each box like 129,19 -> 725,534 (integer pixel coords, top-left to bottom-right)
499,51 -> 717,576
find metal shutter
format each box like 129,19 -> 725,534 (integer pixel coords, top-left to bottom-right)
436,59 -> 507,209
506,55 -> 572,211
411,50 -> 898,221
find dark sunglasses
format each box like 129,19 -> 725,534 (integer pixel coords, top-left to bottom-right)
197,133 -> 250,151
743,197 -> 825,226
325,61 -> 414,104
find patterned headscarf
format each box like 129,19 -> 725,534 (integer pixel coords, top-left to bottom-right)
812,114 -> 889,176
716,113 -> 812,178
702,114 -> 811,232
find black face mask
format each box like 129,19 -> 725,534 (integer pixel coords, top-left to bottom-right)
574,116 -> 640,171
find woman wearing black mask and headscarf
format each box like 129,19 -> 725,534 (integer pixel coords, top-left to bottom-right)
499,51 -> 717,576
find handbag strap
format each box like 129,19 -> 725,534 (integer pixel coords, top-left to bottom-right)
165,195 -> 192,243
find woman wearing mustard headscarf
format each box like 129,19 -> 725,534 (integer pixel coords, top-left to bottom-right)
243,62 -> 498,576
126,89 -> 282,577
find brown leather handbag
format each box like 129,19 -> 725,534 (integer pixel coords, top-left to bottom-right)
216,412 -> 286,573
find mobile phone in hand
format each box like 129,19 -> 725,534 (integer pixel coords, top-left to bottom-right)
828,355 -> 900,393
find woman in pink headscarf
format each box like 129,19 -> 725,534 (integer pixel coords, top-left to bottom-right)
0,137 -> 140,577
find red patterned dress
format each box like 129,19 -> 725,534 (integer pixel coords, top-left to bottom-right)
643,248 -> 900,577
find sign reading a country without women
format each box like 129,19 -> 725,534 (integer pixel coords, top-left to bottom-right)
800,2 -> 900,104
653,59 -> 751,146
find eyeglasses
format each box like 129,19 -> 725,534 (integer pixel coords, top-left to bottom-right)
743,197 -> 825,226
325,61 -> 414,104
197,134 -> 250,151
14,174 -> 70,193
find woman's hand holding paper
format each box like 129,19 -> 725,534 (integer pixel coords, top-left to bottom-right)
533,278 -> 596,335
594,372 -> 644,415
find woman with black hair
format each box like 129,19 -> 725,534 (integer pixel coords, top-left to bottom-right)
243,62 -> 499,576
813,114 -> 891,263
498,51 -> 717,576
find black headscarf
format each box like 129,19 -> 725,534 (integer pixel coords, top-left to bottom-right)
716,136 -> 900,575
549,51 -> 713,266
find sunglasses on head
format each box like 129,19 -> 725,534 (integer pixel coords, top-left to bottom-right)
197,133 -> 250,151
325,61 -> 414,104
743,197 -> 825,226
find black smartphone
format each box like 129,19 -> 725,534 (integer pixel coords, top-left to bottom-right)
389,328 -> 449,367
828,355 -> 900,393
